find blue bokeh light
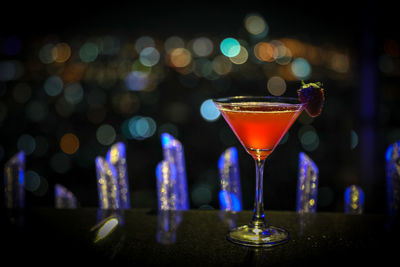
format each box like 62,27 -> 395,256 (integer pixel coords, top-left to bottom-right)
200,99 -> 220,121
291,57 -> 311,79
220,38 -> 241,57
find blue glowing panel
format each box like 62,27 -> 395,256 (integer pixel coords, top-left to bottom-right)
156,160 -> 179,210
55,184 -> 77,209
4,151 -> 25,208
218,147 -> 242,212
296,152 -> 318,213
161,132 -> 174,147
160,133 -> 189,210
106,142 -> 131,209
95,156 -> 120,210
386,141 -> 400,215
344,185 -> 365,214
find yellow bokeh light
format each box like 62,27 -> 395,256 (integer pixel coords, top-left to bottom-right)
229,46 -> 248,65
244,14 -> 267,35
168,48 -> 192,68
212,55 -> 232,75
53,42 -> 71,63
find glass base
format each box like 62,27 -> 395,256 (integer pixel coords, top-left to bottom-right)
227,224 -> 289,247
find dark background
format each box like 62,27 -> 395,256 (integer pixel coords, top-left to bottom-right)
1,1 -> 399,213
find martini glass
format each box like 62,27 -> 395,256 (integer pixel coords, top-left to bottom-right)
213,96 -> 305,247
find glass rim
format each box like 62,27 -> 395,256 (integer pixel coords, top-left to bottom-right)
212,95 -> 303,105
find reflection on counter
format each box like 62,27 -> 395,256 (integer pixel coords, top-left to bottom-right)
218,210 -> 238,229
92,209 -> 126,244
156,210 -> 182,245
344,185 -> 365,214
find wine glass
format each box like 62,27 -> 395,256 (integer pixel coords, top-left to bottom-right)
213,96 -> 305,247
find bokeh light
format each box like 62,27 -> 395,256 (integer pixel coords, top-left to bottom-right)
17,134 -> 36,155
168,48 -> 192,68
212,55 -> 232,75
135,36 -> 155,53
0,60 -> 23,81
140,47 -> 160,67
200,99 -> 220,122
267,76 -> 286,96
44,75 -> 63,96
191,184 -> 212,206
229,45 -> 248,64
164,36 -> 184,52
244,13 -> 268,37
350,130 -> 358,150
254,42 -> 275,62
60,133 -> 80,155
291,57 -> 311,79
79,42 -> 99,63
298,125 -> 319,151
220,38 -> 241,57
124,116 -> 157,140
125,71 -> 149,91
96,124 -> 117,145
64,82 -> 84,104
24,170 -> 41,192
53,43 -> 71,63
192,37 -> 213,57
39,43 -> 56,64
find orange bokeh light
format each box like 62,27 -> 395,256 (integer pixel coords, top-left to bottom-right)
60,133 -> 80,155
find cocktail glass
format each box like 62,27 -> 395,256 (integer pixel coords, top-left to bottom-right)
213,96 -> 305,247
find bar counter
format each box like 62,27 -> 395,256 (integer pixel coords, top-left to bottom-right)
2,208 -> 398,266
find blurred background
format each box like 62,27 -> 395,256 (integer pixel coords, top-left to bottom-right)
0,1 -> 398,213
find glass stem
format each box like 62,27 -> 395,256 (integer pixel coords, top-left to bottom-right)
251,158 -> 267,228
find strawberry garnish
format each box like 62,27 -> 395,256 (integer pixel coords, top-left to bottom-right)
297,81 -> 325,117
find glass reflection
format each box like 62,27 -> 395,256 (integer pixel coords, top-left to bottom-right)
218,147 -> 242,212
156,210 -> 182,245
344,185 -> 365,214
218,210 -> 238,229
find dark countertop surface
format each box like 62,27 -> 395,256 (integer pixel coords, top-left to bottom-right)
2,208 -> 399,266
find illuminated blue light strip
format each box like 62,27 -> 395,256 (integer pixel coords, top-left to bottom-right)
296,152 -> 319,213
4,151 -> 25,208
55,184 -> 77,209
156,160 -> 178,210
95,156 -> 120,210
106,142 -> 131,209
386,141 -> 400,215
160,133 -> 189,210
